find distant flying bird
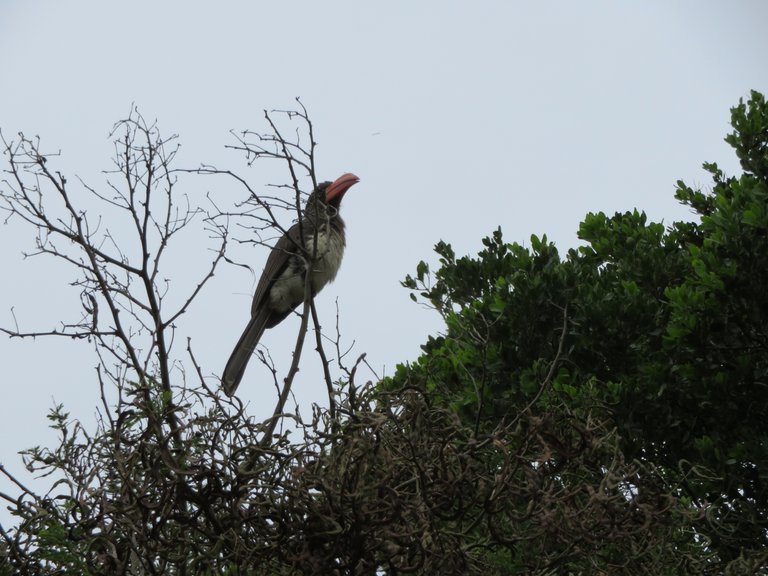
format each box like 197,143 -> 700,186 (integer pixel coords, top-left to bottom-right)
222,173 -> 360,396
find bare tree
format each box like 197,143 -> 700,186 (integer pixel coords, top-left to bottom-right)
0,103 -> 377,574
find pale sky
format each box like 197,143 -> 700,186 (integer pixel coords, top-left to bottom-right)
1,1 -> 767,527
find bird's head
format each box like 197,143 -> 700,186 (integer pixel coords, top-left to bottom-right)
304,173 -> 360,222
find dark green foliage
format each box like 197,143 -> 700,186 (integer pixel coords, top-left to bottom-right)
394,91 -> 768,571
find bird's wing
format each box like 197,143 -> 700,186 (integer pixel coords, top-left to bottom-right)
250,222 -> 304,317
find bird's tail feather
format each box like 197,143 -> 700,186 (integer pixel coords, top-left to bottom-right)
222,310 -> 270,396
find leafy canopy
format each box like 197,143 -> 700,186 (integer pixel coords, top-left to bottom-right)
396,90 -> 768,567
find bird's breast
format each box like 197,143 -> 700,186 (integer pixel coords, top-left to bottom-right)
267,228 -> 345,314
308,228 -> 345,289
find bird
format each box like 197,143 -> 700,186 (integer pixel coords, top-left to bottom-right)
221,173 -> 360,396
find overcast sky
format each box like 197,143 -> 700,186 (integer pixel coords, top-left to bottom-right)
1,1 -> 767,525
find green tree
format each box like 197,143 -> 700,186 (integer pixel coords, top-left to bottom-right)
396,90 -> 768,571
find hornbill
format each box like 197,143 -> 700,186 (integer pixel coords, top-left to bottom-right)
222,173 -> 360,396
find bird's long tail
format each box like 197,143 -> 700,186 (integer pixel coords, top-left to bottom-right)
222,310 -> 270,396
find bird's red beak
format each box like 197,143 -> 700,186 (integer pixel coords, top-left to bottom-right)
325,173 -> 360,203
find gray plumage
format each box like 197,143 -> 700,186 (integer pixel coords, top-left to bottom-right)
222,175 -> 358,396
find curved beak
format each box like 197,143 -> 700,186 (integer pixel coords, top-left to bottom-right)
326,173 -> 360,203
